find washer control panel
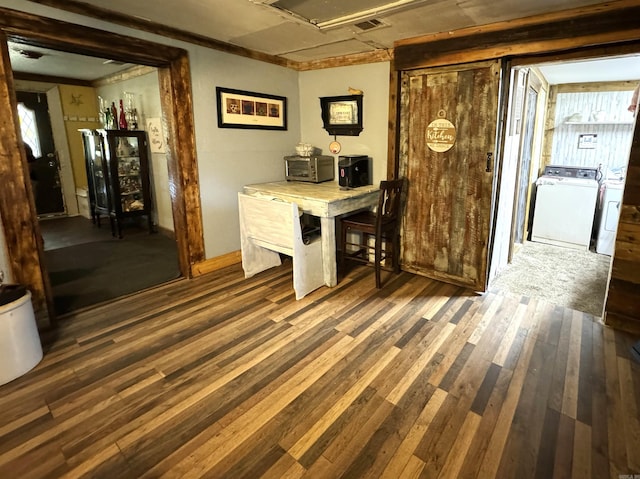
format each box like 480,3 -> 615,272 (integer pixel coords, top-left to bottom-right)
543,165 -> 598,180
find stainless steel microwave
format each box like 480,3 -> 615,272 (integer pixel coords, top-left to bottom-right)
285,155 -> 334,183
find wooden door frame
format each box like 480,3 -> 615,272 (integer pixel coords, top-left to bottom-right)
507,68 -> 543,262
0,8 -> 204,328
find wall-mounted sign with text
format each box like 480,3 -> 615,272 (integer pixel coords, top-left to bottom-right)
146,118 -> 166,153
578,133 -> 597,149
426,118 -> 456,152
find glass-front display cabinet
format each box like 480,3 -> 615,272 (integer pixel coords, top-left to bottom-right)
80,129 -> 153,238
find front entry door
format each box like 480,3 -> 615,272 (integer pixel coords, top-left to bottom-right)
398,60 -> 501,291
17,91 -> 65,216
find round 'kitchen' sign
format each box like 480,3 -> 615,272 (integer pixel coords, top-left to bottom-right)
426,118 -> 456,152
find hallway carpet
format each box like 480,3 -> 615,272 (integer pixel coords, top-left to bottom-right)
41,217 -> 180,316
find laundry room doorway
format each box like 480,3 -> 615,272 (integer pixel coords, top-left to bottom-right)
489,54 -> 639,317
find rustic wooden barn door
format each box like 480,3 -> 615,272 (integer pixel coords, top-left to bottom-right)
398,60 -> 501,291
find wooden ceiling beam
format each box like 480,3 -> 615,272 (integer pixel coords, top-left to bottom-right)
12,71 -> 93,87
0,7 -> 183,66
394,0 -> 640,70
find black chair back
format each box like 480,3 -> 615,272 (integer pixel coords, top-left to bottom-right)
376,179 -> 404,232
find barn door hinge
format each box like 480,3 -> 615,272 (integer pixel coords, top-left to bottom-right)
485,152 -> 493,173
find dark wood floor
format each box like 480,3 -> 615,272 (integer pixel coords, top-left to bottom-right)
1,261 -> 639,478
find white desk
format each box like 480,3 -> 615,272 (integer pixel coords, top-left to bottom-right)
243,181 -> 379,287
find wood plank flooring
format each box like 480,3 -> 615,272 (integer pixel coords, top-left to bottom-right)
1,260 -> 639,478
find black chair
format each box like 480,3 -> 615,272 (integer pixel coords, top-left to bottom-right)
339,179 -> 404,288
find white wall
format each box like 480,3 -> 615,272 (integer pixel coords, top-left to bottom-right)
551,89 -> 636,175
299,63 -> 391,186
189,50 -> 300,257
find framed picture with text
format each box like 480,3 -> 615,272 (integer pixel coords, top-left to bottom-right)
216,87 -> 287,130
320,94 -> 363,136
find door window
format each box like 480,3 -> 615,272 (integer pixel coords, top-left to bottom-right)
17,103 -> 42,157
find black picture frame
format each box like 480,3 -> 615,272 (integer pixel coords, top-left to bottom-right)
320,94 -> 363,136
216,87 -> 287,130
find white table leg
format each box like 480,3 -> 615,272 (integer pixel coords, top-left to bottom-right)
320,216 -> 337,286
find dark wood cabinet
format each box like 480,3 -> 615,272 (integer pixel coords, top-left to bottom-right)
80,129 -> 153,238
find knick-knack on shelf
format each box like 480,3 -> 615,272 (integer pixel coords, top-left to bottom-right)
110,102 -> 118,129
104,107 -> 112,130
119,99 -> 128,130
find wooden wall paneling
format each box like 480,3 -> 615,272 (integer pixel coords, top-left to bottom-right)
540,86 -> 558,172
296,50 -> 393,72
0,33 -> 53,327
604,117 -> 640,334
397,72 -> 411,182
387,66 -> 401,180
399,71 -> 434,274
556,81 -> 640,94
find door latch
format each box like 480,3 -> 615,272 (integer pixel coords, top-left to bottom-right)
47,151 -> 60,170
486,152 -> 493,173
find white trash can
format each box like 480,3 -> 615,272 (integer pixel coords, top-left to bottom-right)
0,289 -> 43,386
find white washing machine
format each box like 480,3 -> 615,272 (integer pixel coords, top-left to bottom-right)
596,180 -> 624,255
531,166 -> 600,250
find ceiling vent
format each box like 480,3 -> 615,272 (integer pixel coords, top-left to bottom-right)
353,18 -> 387,31
255,0 -> 406,30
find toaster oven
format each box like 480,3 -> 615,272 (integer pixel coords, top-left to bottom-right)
285,155 -> 334,183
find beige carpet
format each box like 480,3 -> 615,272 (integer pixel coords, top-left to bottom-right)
489,241 -> 611,317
